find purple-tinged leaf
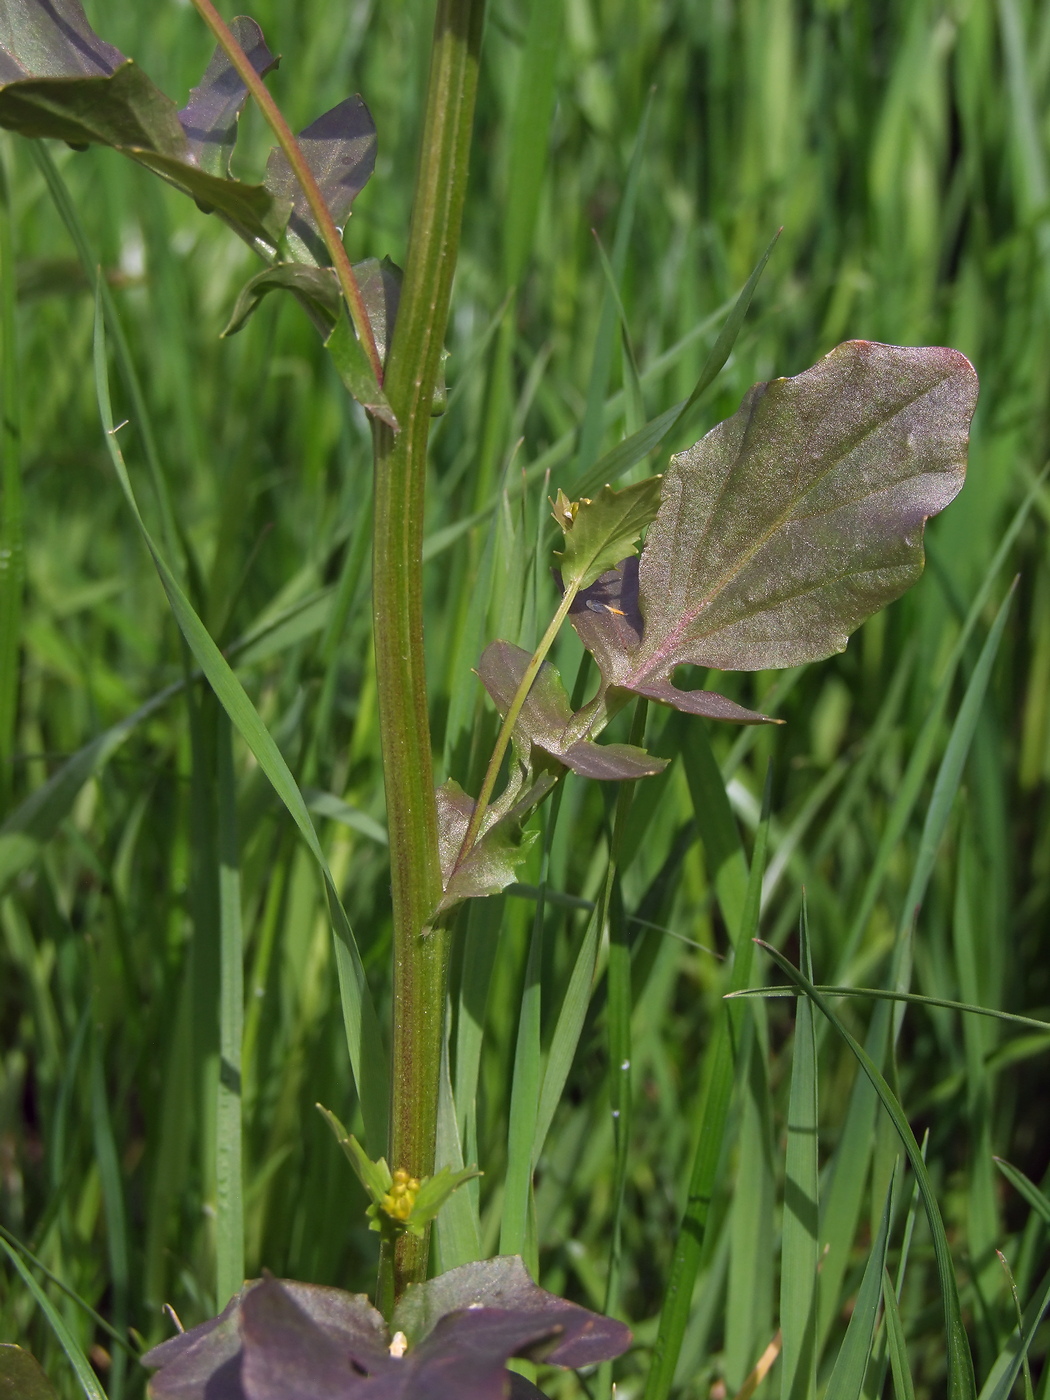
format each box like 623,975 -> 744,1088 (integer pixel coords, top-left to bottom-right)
265,96 -> 376,266
567,343 -> 977,721
435,778 -> 545,913
632,341 -> 977,675
239,1276 -> 389,1398
179,16 -> 277,178
478,640 -> 668,777
0,1343 -> 60,1400
143,1266 -> 626,1400
0,4 -> 290,253
393,1257 -> 631,1370
143,1294 -> 244,1399
0,0 -> 124,81
552,477 -> 662,592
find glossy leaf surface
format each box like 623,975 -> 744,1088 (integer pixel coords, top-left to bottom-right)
265,96 -> 376,265
178,17 -> 277,177
479,639 -> 667,777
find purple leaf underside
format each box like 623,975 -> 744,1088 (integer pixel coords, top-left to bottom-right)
478,640 -> 669,776
569,342 -> 977,714
567,563 -> 775,723
265,96 -> 377,266
179,16 -> 278,178
0,6 -> 290,250
392,1257 -> 632,1370
142,1262 -> 629,1400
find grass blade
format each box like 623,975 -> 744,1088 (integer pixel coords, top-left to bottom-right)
780,904 -> 819,1400
0,142 -> 23,810
824,1180 -> 894,1400
643,769 -> 772,1400
757,942 -> 977,1400
91,288 -> 388,1156
0,1237 -> 108,1400
89,1032 -> 128,1400
216,709 -> 245,1308
882,1268 -> 917,1400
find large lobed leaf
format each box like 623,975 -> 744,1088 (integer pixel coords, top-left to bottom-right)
569,341 -> 977,717
142,1260 -> 630,1399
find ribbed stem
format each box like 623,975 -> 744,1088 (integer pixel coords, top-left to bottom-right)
372,0 -> 486,1308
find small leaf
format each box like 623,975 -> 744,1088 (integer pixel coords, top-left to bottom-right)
392,1256 -> 632,1369
265,95 -> 377,266
435,779 -> 544,913
316,1108 -> 392,1205
0,1344 -> 60,1400
404,1165 -> 483,1237
178,16 -> 277,177
223,263 -> 341,337
478,639 -> 669,776
325,307 -> 397,428
553,476 -> 662,592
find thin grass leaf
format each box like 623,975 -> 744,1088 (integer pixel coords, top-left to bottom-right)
728,986 -> 1050,1037
781,905 -> 819,1400
0,1237 -> 108,1400
0,142 -> 22,809
757,943 -> 977,1400
896,581 -> 1017,930
498,901 -> 543,1266
977,1265 -> 1050,1400
574,93 -> 653,481
433,1014 -> 481,1271
90,288 -> 388,1155
569,230 -> 781,503
881,1269 -> 917,1400
216,710 -> 244,1309
993,1159 -> 1050,1228
88,1031 -> 128,1400
823,1180 -> 894,1400
643,770 -> 772,1400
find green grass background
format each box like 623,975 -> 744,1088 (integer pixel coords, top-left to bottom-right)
2,0 -> 1050,1397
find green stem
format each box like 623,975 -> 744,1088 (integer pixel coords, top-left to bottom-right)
0,140 -> 22,810
373,0 -> 485,1307
454,584 -> 579,865
189,0 -> 383,383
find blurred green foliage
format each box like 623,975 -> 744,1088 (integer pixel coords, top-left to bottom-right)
1,1 -> 1050,1397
